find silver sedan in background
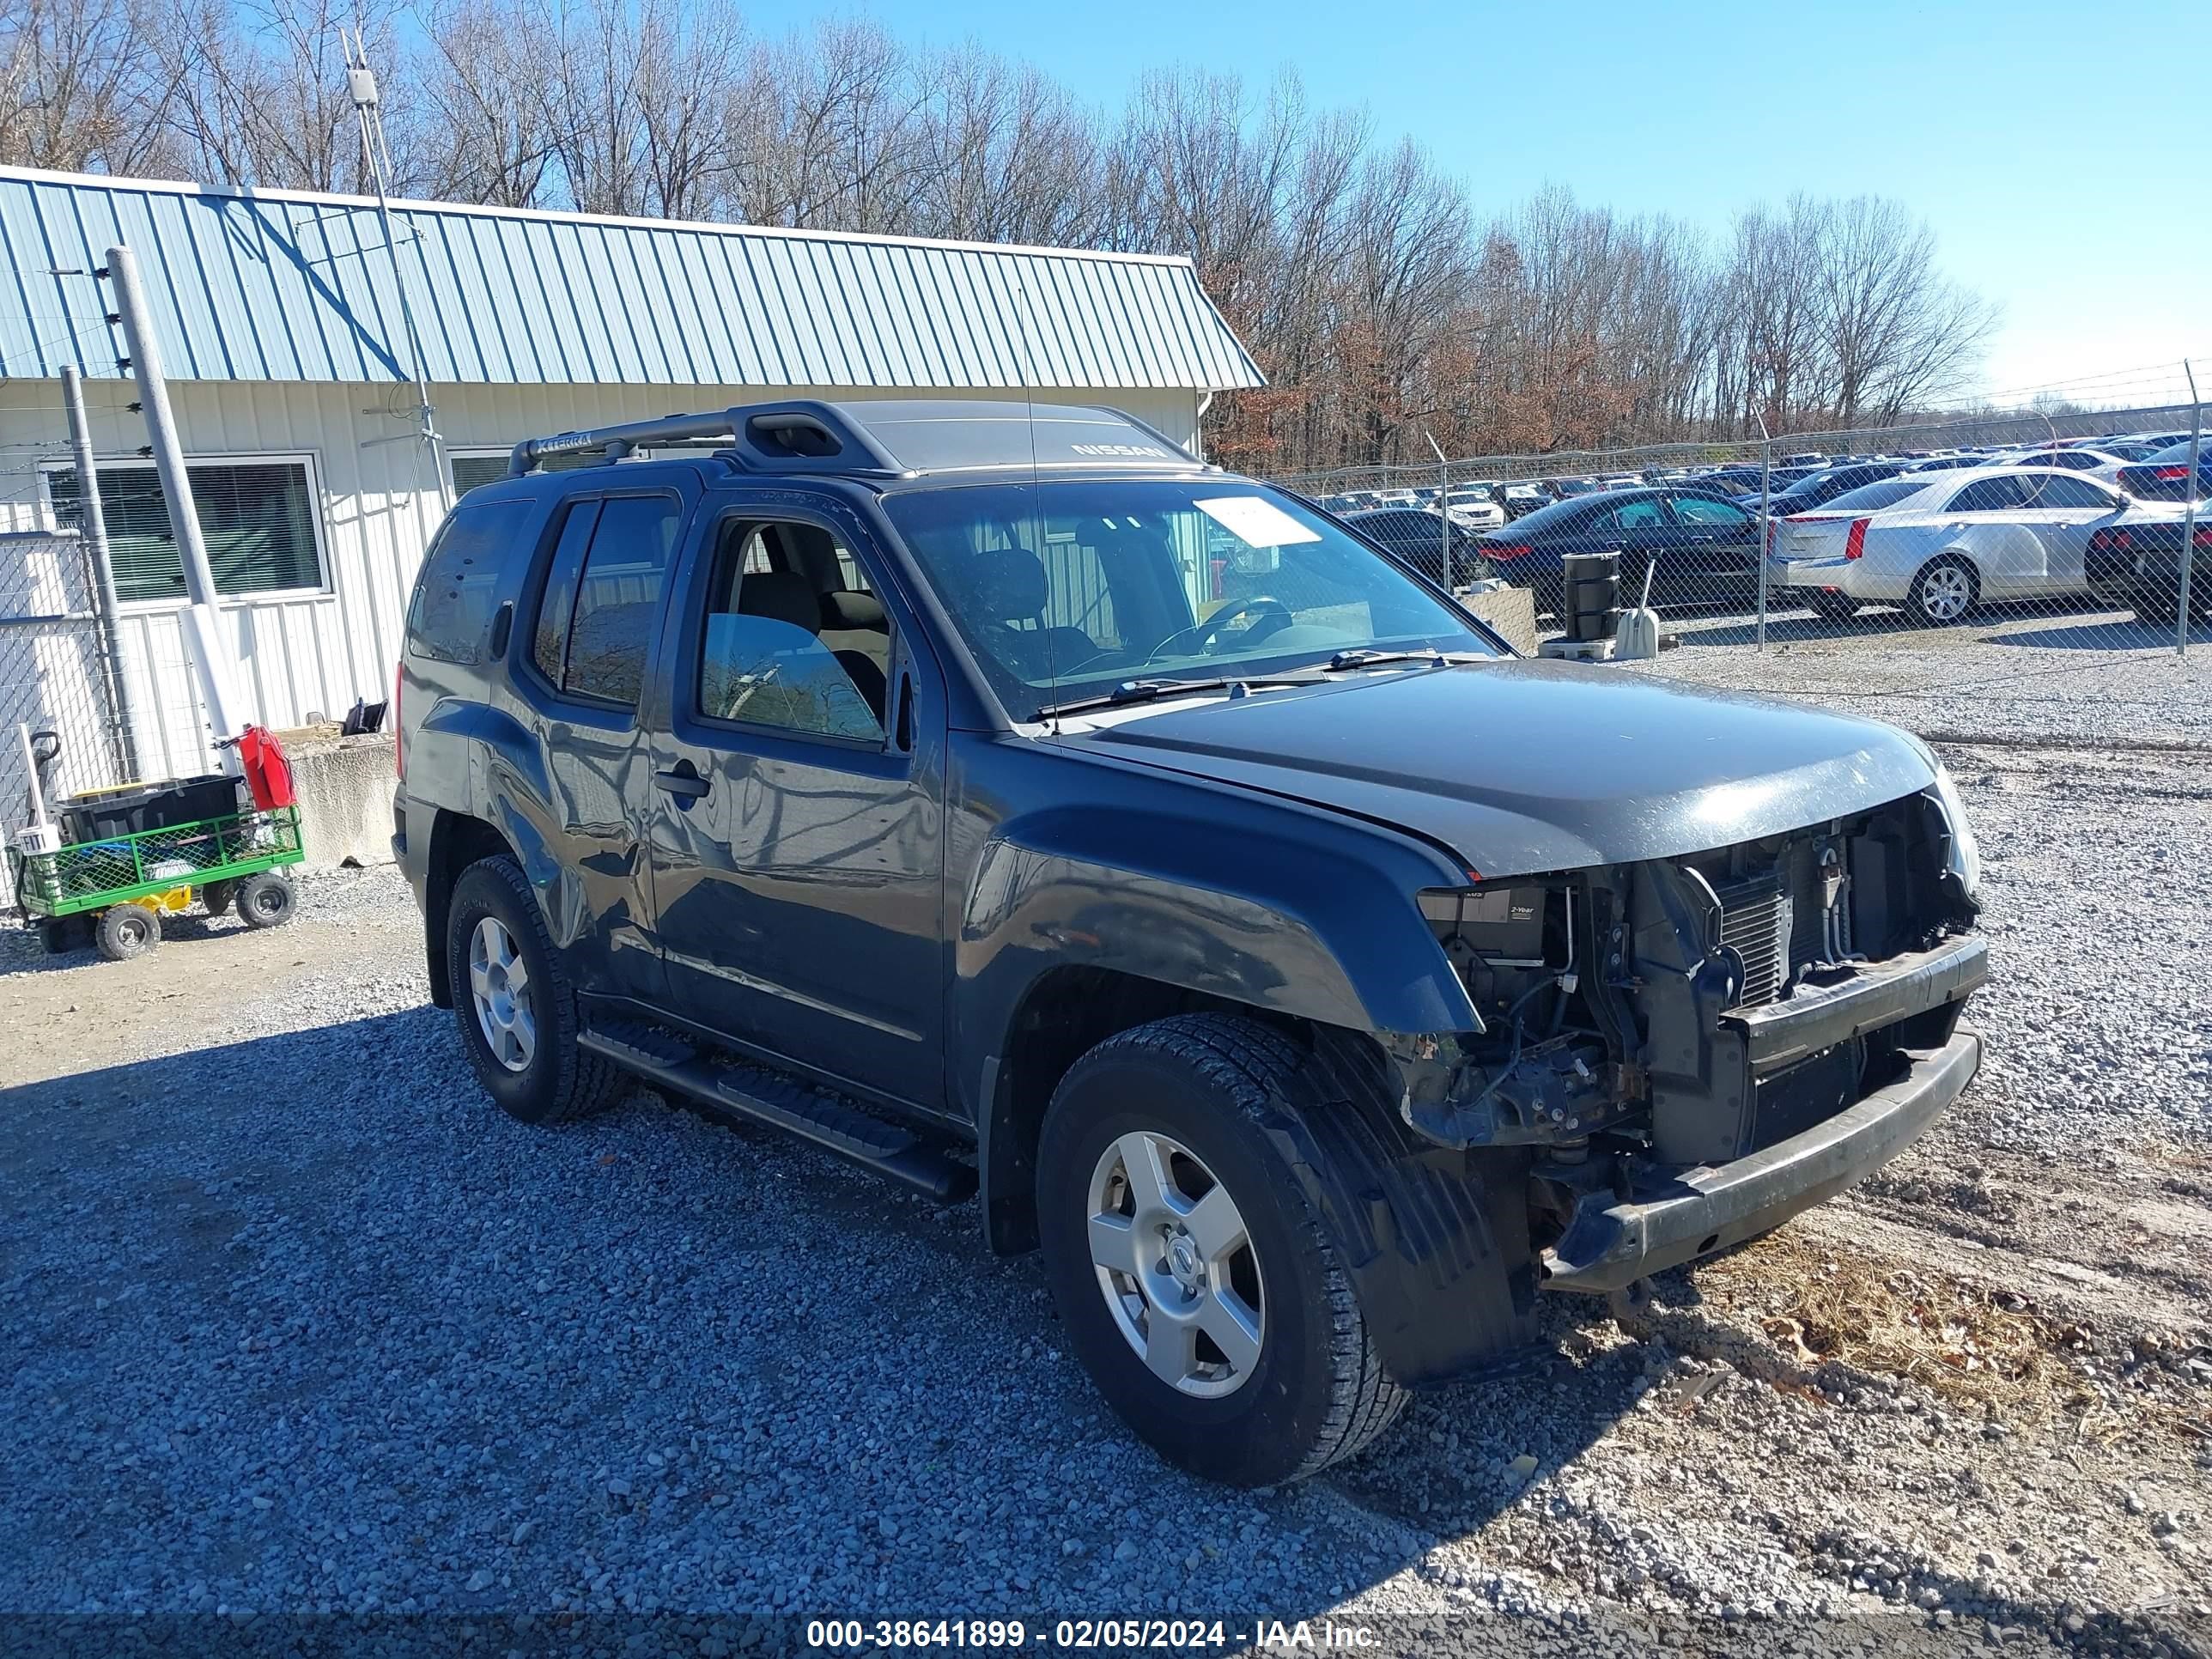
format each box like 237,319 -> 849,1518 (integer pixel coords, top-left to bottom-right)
1767,465 -> 2165,625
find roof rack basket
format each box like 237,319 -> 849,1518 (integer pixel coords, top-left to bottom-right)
507,400 -> 904,477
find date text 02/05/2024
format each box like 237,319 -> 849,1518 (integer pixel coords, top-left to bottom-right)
804,1619 -> 1379,1650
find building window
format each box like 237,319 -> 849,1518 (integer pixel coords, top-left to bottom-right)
451,449 -> 601,498
46,459 -> 325,605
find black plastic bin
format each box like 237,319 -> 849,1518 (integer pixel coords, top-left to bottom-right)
58,775 -> 241,845
1561,552 -> 1621,643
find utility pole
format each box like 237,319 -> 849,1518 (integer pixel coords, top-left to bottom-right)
104,242 -> 250,754
343,27 -> 452,518
1425,430 -> 1452,592
59,366 -> 141,779
2179,359 -> 2201,659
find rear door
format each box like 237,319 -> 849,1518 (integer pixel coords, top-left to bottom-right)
498,479 -> 693,1002
1662,492 -> 1761,605
641,489 -> 948,1110
1942,473 -> 2045,598
1584,494 -> 1685,604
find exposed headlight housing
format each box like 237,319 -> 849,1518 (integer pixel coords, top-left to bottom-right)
1929,762 -> 1981,898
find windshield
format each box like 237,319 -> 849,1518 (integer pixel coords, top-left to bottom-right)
882,479 -> 1499,719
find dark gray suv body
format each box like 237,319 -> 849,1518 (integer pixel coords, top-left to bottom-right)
395,399 -> 1986,1486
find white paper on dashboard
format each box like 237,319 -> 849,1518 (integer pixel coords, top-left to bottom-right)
1194,495 -> 1322,548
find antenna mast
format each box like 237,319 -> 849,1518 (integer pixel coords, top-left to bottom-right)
343,25 -> 452,514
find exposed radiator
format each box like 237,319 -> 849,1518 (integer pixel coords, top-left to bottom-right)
1717,872 -> 1790,1007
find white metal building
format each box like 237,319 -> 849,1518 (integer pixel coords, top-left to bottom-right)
0,166 -> 1261,784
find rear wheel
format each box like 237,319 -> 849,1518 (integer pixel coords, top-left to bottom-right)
198,878 -> 238,918
1805,591 -> 1861,623
234,872 -> 295,929
1035,1014 -> 1407,1486
95,902 -> 160,962
444,855 -> 628,1125
1906,556 -> 1978,627
1531,576 -> 1565,628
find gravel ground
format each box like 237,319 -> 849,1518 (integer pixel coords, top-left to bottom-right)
3,681 -> 2210,1656
1636,599 -> 2212,747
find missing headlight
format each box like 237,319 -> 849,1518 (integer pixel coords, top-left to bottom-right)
1419,884 -> 1546,964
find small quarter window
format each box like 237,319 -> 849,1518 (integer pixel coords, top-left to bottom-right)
406,500 -> 528,665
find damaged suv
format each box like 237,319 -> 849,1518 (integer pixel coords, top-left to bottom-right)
394,400 -> 1986,1486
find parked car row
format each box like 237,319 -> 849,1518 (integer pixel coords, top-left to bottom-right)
1471,459 -> 2205,630
1310,430 -> 2205,629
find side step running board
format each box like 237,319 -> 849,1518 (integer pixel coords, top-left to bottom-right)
579,1020 -> 975,1204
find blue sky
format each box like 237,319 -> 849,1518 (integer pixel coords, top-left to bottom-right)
821,0 -> 2209,405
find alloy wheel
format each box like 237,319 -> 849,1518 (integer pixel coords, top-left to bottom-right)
1919,564 -> 1973,623
468,915 -> 537,1073
1085,1130 -> 1265,1398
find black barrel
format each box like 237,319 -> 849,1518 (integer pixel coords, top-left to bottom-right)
1561,552 -> 1621,642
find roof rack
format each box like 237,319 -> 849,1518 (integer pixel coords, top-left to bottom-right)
507,400 -> 904,478
507,397 -> 1210,481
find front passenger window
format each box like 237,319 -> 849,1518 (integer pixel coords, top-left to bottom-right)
695,522 -> 886,744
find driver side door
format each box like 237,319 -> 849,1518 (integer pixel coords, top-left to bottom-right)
641,493 -> 949,1112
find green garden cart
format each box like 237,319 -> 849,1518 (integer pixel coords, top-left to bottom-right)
11,799 -> 305,960
9,726 -> 306,961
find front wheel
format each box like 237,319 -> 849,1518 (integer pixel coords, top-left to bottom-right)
1035,1015 -> 1407,1486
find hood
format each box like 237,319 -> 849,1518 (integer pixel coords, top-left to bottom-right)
1056,659 -> 1937,878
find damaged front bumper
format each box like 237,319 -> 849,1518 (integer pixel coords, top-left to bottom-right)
1539,1026 -> 1979,1293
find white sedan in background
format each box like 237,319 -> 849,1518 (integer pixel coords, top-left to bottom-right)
1768,465 -> 2157,625
1440,483 -> 1508,530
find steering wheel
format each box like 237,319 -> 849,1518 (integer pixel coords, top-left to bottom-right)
1144,596 -> 1297,665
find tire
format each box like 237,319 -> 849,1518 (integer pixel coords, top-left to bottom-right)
1906,555 -> 1978,628
1531,577 -> 1565,627
40,915 -> 94,954
1035,1013 -> 1407,1486
234,872 -> 297,929
443,854 -> 628,1126
1805,592 -> 1860,623
95,902 -> 160,962
198,878 -> 239,918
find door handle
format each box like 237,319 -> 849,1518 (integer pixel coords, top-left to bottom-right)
653,763 -> 710,801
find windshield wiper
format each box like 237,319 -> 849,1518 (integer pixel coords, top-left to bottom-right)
1033,676 -> 1319,720
1320,648 -> 1484,672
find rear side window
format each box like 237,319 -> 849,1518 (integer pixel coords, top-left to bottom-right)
406,499 -> 529,664
1600,496 -> 1668,531
530,493 -> 680,707
1948,476 -> 2029,514
1824,478 -> 1929,513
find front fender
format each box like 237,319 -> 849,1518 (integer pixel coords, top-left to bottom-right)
957,802 -> 1479,1061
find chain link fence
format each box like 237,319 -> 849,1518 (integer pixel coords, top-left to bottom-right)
0,527 -> 134,904
1269,392 -> 2209,745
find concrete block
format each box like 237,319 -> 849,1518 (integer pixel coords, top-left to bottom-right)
287,732 -> 398,869
1462,584 -> 1540,655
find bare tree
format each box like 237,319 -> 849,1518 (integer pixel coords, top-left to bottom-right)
3,0 -> 2005,468
0,0 -> 175,172
163,0 -> 409,190
414,0 -> 558,206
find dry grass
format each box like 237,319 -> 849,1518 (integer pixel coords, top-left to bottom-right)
1696,1232 -> 2066,1415
1621,1232 -> 2212,1447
